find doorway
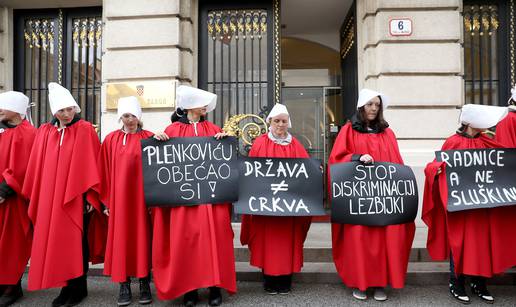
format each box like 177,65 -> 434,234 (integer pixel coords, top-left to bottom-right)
280,0 -> 354,164
282,86 -> 341,164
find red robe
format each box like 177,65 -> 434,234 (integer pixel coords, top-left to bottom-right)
422,133 -> 516,277
152,120 -> 236,300
0,120 -> 36,284
22,119 -> 106,290
328,123 -> 415,291
100,129 -> 154,282
495,110 -> 516,147
240,134 -> 312,276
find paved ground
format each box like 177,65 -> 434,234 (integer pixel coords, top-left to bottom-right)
12,276 -> 516,306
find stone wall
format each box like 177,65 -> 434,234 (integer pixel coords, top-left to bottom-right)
0,7 -> 13,93
101,0 -> 197,138
357,0 -> 463,167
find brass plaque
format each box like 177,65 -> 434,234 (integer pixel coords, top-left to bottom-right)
106,80 -> 177,109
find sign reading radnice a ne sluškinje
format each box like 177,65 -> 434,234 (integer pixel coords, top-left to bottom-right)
436,148 -> 516,212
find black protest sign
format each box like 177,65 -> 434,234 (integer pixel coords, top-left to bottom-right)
233,157 -> 326,216
141,136 -> 239,207
330,162 -> 418,226
436,148 -> 516,212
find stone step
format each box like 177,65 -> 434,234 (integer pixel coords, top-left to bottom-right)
234,246 -> 433,263
232,223 -> 433,262
235,262 -> 516,285
88,262 -> 516,285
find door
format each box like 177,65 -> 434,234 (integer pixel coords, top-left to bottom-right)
281,86 -> 342,165
198,0 -> 281,128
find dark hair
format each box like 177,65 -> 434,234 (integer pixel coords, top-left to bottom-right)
456,123 -> 467,134
356,96 -> 389,132
171,107 -> 186,123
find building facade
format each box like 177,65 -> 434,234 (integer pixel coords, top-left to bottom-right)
0,0 -> 514,179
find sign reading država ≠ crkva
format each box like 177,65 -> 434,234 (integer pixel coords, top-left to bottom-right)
233,157 -> 326,216
330,162 -> 418,226
141,136 -> 239,207
436,148 -> 516,212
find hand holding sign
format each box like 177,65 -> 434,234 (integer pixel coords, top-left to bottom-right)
359,154 -> 374,164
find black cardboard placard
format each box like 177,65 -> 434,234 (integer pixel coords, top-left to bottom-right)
330,161 -> 419,226
436,148 -> 516,212
141,136 -> 239,207
234,157 -> 326,216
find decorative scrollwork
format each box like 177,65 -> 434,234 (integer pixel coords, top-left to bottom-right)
258,104 -> 272,119
207,12 -> 214,38
207,10 -> 268,45
464,5 -> 499,37
340,16 -> 354,59
223,113 -> 268,146
252,12 -> 260,39
260,13 -> 267,35
237,12 -> 245,36
96,19 -> 102,43
72,17 -> 102,48
229,13 -> 237,38
245,12 -> 252,38
80,18 -> 88,47
24,18 -> 55,50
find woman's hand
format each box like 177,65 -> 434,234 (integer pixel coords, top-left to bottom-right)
86,204 -> 94,213
103,207 -> 110,216
0,197 -> 4,204
437,167 -> 442,174
154,131 -> 170,141
359,154 -> 374,164
214,132 -> 228,140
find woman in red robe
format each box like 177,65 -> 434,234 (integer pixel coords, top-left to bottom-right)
422,104 -> 516,304
0,91 -> 36,307
99,97 -> 153,306
22,83 -> 106,307
328,89 -> 415,301
495,85 -> 516,147
240,103 -> 311,295
152,86 -> 236,307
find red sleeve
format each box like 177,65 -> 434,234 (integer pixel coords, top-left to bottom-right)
98,133 -> 113,208
495,112 -> 516,147
248,134 -> 265,157
422,161 -> 449,260
1,122 -> 36,196
241,135 -> 266,245
328,123 -> 354,164
290,137 -> 310,158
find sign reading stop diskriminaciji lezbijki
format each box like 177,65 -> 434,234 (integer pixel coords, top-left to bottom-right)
330,161 -> 419,226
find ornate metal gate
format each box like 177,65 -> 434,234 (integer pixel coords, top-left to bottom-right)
14,7 -> 102,128
463,0 -> 516,105
199,0 -> 281,129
